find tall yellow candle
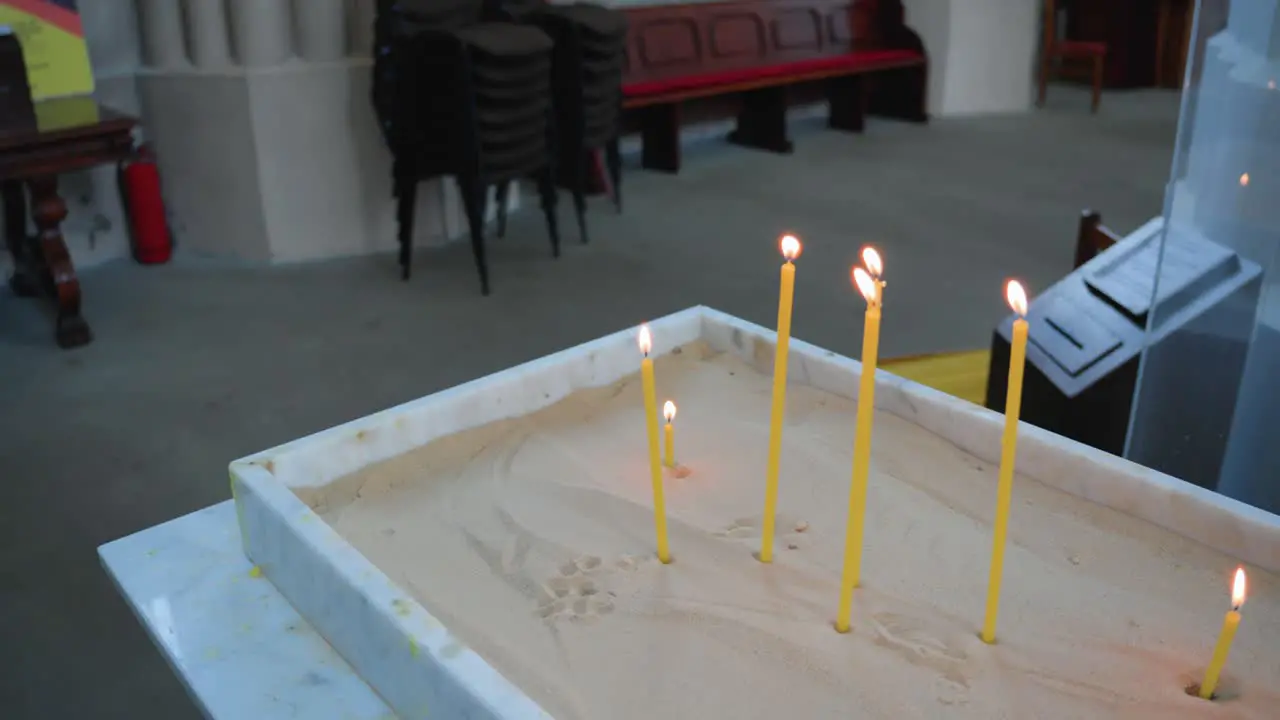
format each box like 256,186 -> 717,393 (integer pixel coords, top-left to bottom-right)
638,325 -> 671,564
981,279 -> 1030,644
1200,567 -> 1247,699
663,400 -> 677,467
760,234 -> 802,563
836,248 -> 884,633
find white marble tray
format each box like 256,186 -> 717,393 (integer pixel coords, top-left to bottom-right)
230,306 -> 1280,720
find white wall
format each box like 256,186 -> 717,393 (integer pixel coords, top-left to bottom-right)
905,0 -> 1039,117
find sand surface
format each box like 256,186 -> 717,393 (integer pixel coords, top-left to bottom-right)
311,344 -> 1280,719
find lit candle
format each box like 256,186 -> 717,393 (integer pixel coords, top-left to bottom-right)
981,280 -> 1030,644
836,247 -> 883,633
638,325 -> 671,564
1200,567 -> 1247,699
663,400 -> 677,468
760,234 -> 803,563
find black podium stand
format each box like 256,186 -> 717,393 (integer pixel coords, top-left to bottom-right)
986,218 -> 1262,490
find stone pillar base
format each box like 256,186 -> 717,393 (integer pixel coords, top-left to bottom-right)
138,58 -> 517,264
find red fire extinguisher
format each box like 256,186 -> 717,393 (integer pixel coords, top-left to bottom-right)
119,144 -> 173,265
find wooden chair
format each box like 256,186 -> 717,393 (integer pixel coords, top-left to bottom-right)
1074,209 -> 1121,268
1037,0 -> 1107,113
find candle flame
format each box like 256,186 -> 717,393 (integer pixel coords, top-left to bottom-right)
1240,173 -> 1250,187
1006,280 -> 1028,317
780,234 -> 802,261
1232,567 -> 1247,609
853,266 -> 878,305
664,400 -> 677,423
861,246 -> 883,278
1269,79 -> 1276,90
638,325 -> 652,356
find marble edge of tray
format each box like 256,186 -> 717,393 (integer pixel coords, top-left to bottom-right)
229,305 -> 1280,720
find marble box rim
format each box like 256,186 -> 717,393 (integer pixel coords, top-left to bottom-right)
230,304 -> 1280,720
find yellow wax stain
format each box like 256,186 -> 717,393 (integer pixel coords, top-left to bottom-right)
356,430 -> 368,441
299,513 -> 314,522
249,566 -> 263,578
409,638 -> 420,657
392,598 -> 413,616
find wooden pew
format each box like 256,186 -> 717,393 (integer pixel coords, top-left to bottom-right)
1075,209 -> 1122,269
620,0 -> 928,173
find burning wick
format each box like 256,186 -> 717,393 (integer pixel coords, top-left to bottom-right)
663,400 -> 677,468
1006,279 -> 1029,317
1240,173 -> 1250,188
638,324 -> 652,357
1199,567 -> 1247,699
852,266 -> 879,308
780,233 -> 802,263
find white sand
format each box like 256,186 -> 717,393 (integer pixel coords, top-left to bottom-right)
311,344 -> 1280,719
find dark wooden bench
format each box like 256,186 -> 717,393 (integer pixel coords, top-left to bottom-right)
620,0 -> 928,173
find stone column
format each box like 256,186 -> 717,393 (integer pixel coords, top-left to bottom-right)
347,0 -> 376,58
295,0 -> 347,62
229,0 -> 293,67
184,0 -> 233,69
137,0 -> 188,69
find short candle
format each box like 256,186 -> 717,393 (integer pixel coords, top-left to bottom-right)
663,400 -> 677,468
638,325 -> 671,563
1199,567 -> 1247,699
836,247 -> 884,633
759,234 -> 802,563
981,280 -> 1030,644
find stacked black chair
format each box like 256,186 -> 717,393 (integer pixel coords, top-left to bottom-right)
486,1 -> 627,244
372,0 -> 560,296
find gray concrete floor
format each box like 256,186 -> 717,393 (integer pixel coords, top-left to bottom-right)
0,86 -> 1180,718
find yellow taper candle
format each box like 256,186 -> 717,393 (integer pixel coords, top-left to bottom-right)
638,325 -> 671,563
760,234 -> 803,563
663,400 -> 677,467
981,279 -> 1030,644
836,247 -> 884,633
1200,567 -> 1247,699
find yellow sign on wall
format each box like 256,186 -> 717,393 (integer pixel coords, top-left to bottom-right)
0,0 -> 94,100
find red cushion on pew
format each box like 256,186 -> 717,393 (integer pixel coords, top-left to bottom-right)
1054,40 -> 1107,58
623,49 -> 922,98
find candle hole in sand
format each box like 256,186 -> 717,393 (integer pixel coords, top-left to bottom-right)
1184,678 -> 1239,702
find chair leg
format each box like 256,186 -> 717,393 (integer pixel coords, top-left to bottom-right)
394,167 -> 417,281
494,181 -> 510,239
1091,56 -> 1104,113
605,136 -> 622,214
572,150 -> 589,245
459,175 -> 490,296
1037,54 -> 1051,107
536,166 -> 561,258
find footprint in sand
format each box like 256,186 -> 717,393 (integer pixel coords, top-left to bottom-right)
714,516 -> 807,543
536,555 -> 618,624
868,612 -> 972,703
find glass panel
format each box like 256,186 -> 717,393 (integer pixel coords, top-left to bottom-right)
1126,0 -> 1280,513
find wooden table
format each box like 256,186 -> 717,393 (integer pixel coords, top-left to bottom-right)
1,97 -> 136,348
